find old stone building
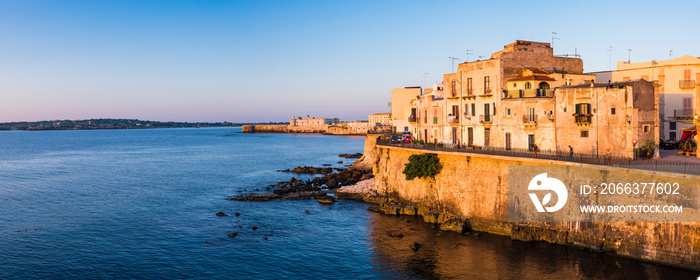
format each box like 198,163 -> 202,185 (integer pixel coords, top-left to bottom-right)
411,84 -> 445,143
368,113 -> 391,125
555,80 -> 659,158
440,40 -> 584,148
289,116 -> 339,133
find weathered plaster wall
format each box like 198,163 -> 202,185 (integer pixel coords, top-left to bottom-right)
367,136 -> 700,270
241,125 -> 288,133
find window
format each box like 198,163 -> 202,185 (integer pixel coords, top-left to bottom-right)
484,76 -> 490,90
684,69 -> 691,80
452,105 -> 459,117
484,128 -> 490,147
611,108 -> 616,115
404,126 -> 408,132
670,122 -> 677,130
581,131 -> 589,138
505,133 -> 511,150
451,80 -> 457,96
424,110 -> 428,123
467,127 -> 473,146
644,125 -> 650,134
513,83 -> 517,87
471,103 -> 476,116
467,78 -> 473,93
670,131 -> 677,140
506,108 -> 511,116
525,82 -> 531,89
575,103 -> 591,115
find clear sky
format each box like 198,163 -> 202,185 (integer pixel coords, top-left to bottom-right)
1,0 -> 698,123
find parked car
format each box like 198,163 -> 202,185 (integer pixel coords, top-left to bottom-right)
402,135 -> 414,142
390,135 -> 401,143
661,139 -> 678,150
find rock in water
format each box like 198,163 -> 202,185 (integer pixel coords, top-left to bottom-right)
318,196 -> 336,204
410,242 -> 422,251
251,226 -> 258,230
305,210 -> 310,213
228,232 -> 238,237
235,212 -> 241,216
216,212 -> 227,216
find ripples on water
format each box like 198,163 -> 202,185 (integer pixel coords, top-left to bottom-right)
0,128 -> 696,279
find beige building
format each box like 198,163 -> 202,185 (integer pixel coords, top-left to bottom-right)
612,55 -> 700,141
368,113 -> 392,125
389,40 -> 660,159
413,84 -> 445,143
555,80 -> 659,158
440,40 -> 583,147
390,86 -> 421,133
289,116 -> 339,133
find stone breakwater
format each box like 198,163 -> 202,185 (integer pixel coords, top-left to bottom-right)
359,135 -> 700,271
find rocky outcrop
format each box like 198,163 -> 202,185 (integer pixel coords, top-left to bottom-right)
280,166 -> 338,174
339,153 -> 363,158
231,191 -> 331,202
318,196 -> 335,204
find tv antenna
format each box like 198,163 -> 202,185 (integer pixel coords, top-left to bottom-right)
466,49 -> 473,62
421,73 -> 429,91
669,50 -> 674,59
627,49 -> 631,63
449,57 -> 460,72
551,32 -> 560,49
607,46 -> 614,70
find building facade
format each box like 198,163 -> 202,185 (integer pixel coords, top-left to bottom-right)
611,56 -> 700,141
390,86 -> 421,134
368,113 -> 392,125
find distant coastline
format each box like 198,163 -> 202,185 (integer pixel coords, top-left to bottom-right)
0,118 -> 288,131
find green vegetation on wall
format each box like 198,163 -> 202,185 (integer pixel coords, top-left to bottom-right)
402,153 -> 442,180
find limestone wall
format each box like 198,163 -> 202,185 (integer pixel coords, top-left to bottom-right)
241,125 -> 288,133
366,135 -> 700,270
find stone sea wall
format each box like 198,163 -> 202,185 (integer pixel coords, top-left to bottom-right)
364,135 -> 700,270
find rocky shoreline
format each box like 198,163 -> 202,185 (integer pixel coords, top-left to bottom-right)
230,154 -> 373,202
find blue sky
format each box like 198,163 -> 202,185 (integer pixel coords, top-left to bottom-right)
1,0 -> 698,122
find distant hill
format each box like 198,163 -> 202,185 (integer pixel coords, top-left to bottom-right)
0,119 -> 289,131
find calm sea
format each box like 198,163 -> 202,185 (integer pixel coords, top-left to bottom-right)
0,128 -> 696,279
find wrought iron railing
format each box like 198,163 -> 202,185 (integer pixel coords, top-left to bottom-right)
479,115 -> 492,123
523,115 -> 537,124
376,139 -> 700,175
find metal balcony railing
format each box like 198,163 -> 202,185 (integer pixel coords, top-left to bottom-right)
480,89 -> 493,97
447,116 -> 459,124
674,109 -> 693,118
504,89 -> 555,99
679,80 -> 695,89
408,115 -> 417,122
479,115 -> 492,123
523,114 -> 537,124
575,115 -> 592,124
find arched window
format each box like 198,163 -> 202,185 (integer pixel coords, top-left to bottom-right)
524,82 -> 531,89
538,82 -> 550,89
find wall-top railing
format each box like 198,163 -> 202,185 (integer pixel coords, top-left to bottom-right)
674,109 -> 693,118
679,79 -> 695,89
376,139 -> 700,175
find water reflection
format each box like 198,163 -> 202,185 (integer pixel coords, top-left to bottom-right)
367,212 -> 698,279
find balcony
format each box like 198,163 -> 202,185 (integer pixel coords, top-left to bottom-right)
575,115 -> 592,126
504,89 -> 555,99
479,89 -> 493,97
448,90 -> 459,99
674,109 -> 693,118
679,80 -> 695,89
447,115 -> 459,124
523,115 -> 537,125
408,115 -> 417,123
464,89 -> 476,99
479,115 -> 492,124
